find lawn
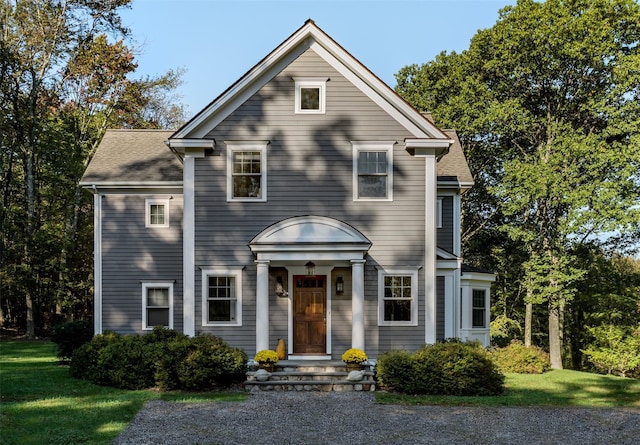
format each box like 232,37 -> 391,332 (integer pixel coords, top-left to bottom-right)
376,369 -> 640,407
0,341 -> 246,445
2,342 -> 639,445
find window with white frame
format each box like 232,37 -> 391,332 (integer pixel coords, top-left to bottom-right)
142,282 -> 173,330
294,78 -> 326,113
472,289 -> 487,328
202,269 -> 242,326
145,198 -> 170,227
437,198 -> 443,229
378,269 -> 418,326
226,142 -> 268,201
353,142 -> 394,201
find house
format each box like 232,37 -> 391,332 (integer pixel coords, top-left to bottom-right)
80,20 -> 494,360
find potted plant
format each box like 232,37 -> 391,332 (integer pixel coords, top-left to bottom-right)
254,349 -> 279,372
342,348 -> 368,371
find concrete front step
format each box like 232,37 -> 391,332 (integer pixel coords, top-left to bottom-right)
244,360 -> 377,392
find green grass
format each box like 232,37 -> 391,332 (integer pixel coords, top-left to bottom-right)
0,341 -> 246,445
376,369 -> 640,407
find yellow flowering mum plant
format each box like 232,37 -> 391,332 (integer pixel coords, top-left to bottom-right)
254,349 -> 279,365
341,348 -> 368,364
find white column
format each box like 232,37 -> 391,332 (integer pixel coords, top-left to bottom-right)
182,152 -> 200,337
93,192 -> 102,334
255,260 -> 270,352
424,154 -> 438,344
351,259 -> 366,350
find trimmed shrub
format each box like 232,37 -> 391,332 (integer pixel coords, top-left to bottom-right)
50,319 -> 94,360
376,350 -> 414,393
376,340 -> 504,396
71,328 -> 247,391
488,340 -> 550,374
157,335 -> 247,391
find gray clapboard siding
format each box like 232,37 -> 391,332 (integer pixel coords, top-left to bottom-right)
194,48 -> 434,355
437,276 -> 445,341
102,194 -> 183,334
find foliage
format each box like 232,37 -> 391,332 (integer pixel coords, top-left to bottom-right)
376,340 -> 504,396
341,348 -> 368,364
582,325 -> 640,378
254,349 -> 279,365
395,0 -> 640,369
0,0 -> 186,338
376,369 -> 640,408
0,341 -> 245,445
490,315 -> 522,347
156,335 -> 247,391
50,319 -> 94,359
71,328 -> 246,391
488,340 -> 550,374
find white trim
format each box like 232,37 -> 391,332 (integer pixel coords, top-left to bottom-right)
437,198 -> 443,229
294,78 -> 326,114
377,267 -> 419,327
255,260 -> 270,352
145,198 -> 170,228
453,194 -> 461,256
166,138 -> 215,150
182,152 -> 203,337
201,268 -> 243,327
80,181 -> 183,188
141,282 -> 174,330
424,154 -> 438,343
351,259 -> 366,350
226,142 -> 268,202
93,193 -> 103,334
352,142 -> 394,201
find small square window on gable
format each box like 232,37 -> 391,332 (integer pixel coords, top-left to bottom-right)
145,198 -> 170,228
294,78 -> 326,114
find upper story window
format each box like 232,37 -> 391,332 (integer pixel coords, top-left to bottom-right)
226,142 -> 268,202
142,282 -> 173,330
145,198 -> 170,228
353,142 -> 394,201
294,78 -> 326,114
378,268 -> 419,326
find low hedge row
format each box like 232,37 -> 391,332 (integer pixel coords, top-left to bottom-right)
376,340 -> 505,396
488,340 -> 551,374
70,327 -> 247,390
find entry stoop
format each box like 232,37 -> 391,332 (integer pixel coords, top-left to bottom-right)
244,360 -> 376,392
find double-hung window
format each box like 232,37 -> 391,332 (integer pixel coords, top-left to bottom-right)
294,78 -> 326,114
353,142 -> 393,201
202,269 -> 242,326
472,289 -> 487,328
145,198 -> 170,227
378,268 -> 418,326
227,142 -> 268,201
142,282 -> 173,330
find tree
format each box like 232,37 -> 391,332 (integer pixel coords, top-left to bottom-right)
396,0 -> 640,368
0,0 -> 185,337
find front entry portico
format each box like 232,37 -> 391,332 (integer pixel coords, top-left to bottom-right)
249,216 -> 372,358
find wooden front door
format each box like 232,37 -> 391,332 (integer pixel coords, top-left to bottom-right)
293,275 -> 326,354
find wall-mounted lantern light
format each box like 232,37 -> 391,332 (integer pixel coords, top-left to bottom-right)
305,261 -> 316,276
335,276 -> 344,294
275,276 -> 288,297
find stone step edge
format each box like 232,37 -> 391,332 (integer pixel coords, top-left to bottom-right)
244,379 -> 377,386
247,371 -> 375,377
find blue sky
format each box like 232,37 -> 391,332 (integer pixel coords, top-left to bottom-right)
121,0 -> 512,115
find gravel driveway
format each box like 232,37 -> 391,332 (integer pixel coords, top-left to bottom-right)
114,392 -> 640,445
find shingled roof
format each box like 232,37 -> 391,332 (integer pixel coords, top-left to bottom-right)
80,129 -> 182,185
437,130 -> 474,186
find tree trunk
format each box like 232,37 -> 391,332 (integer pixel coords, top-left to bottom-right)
524,301 -> 533,347
549,300 -> 564,369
